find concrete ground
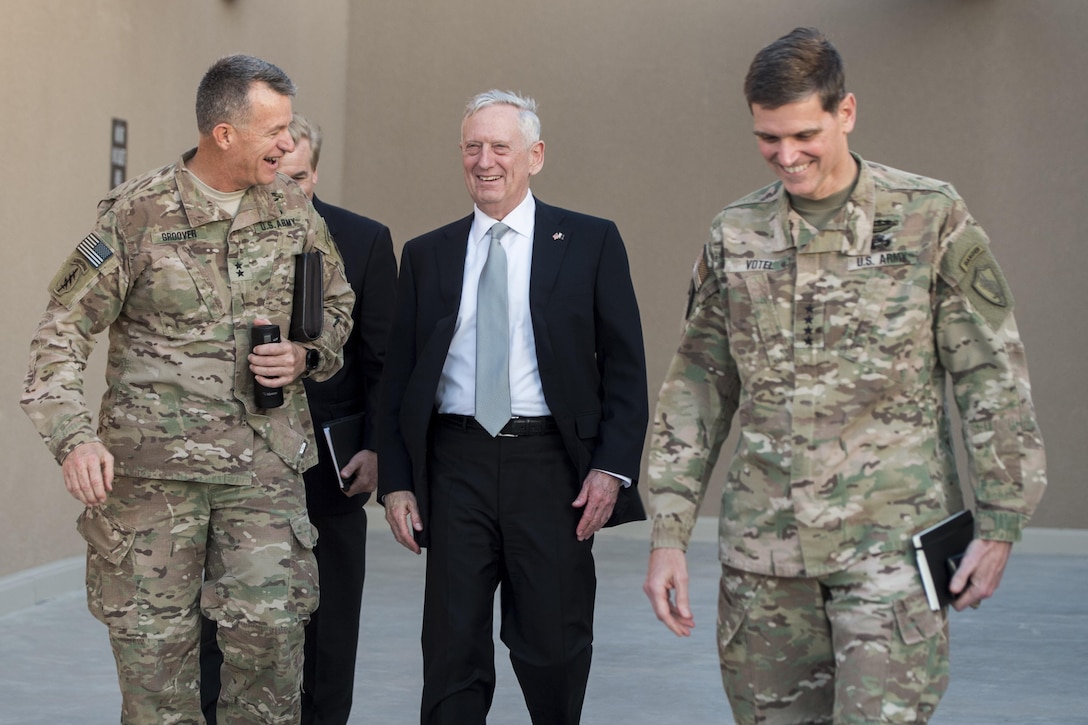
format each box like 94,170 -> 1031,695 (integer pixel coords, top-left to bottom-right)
1,517 -> 1085,724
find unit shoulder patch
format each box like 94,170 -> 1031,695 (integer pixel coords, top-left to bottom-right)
970,263 -> 1009,308
942,231 -> 1013,330
77,233 -> 114,268
50,233 -> 119,308
685,248 -> 719,320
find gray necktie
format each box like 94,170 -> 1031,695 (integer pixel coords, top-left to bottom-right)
475,222 -> 511,436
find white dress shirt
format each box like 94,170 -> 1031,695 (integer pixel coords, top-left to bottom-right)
434,191 -> 632,487
436,191 -> 549,417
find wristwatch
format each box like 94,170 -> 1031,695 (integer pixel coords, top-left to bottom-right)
303,347 -> 320,377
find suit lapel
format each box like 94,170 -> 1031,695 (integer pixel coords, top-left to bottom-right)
437,215 -> 473,308
530,200 -> 567,308
312,196 -> 339,237
433,204 -> 565,312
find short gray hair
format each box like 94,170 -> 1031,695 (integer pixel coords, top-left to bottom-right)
463,89 -> 541,146
195,54 -> 296,135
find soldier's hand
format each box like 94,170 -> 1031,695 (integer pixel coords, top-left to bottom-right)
383,490 -> 423,555
248,318 -> 306,386
341,449 -> 377,497
572,470 -> 620,541
62,442 -> 115,507
644,547 -> 696,637
950,538 -> 1012,611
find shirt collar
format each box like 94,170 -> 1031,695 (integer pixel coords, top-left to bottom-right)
472,190 -> 536,244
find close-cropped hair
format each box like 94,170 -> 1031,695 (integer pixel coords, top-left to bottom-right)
744,27 -> 846,113
464,89 -> 541,146
288,113 -> 323,169
195,54 -> 296,135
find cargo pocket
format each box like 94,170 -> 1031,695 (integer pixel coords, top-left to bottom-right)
717,571 -> 755,652
716,567 -> 762,710
287,512 -> 320,618
885,591 -> 950,720
893,591 -> 945,645
76,507 -> 137,628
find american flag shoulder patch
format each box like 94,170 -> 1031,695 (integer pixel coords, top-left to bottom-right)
77,233 -> 114,268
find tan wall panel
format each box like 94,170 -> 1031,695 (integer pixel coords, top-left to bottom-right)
345,1 -> 1087,530
1,0 -> 351,578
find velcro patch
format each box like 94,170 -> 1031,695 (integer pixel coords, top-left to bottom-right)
943,233 -> 1013,330
848,251 -> 912,271
50,232 -> 118,308
78,233 -> 114,268
693,250 -> 710,287
52,257 -> 91,298
724,257 -> 790,273
971,263 -> 1009,308
686,248 -> 717,320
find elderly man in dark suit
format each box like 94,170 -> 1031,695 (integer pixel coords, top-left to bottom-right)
378,90 -> 648,725
202,113 -> 397,725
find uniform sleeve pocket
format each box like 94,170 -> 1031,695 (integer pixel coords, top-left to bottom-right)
286,512 -> 320,618
289,511 -> 318,550
76,507 -> 135,567
893,591 -> 945,645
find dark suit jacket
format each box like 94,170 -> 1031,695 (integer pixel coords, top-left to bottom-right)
377,199 -> 648,547
303,196 -> 397,516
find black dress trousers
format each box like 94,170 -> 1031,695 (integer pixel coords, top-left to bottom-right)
421,416 -> 596,725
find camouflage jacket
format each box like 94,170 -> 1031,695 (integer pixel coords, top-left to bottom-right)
21,151 -> 355,483
648,155 -> 1046,576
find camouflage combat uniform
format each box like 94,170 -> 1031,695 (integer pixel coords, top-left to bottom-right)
21,150 -> 354,724
648,155 -> 1046,724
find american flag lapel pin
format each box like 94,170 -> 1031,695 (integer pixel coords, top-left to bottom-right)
552,232 -> 565,241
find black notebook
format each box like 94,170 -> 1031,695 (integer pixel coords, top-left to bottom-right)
321,412 -> 365,491
290,250 -> 324,342
912,509 -> 975,611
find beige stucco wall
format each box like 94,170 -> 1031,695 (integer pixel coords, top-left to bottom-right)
1,0 -> 352,577
3,0 -> 1084,580
345,0 -> 1087,531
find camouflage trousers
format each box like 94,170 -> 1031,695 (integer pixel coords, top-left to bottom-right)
76,446 -> 319,725
717,547 -> 949,725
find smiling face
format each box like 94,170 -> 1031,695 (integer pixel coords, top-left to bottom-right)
752,92 -> 856,201
279,137 -> 318,199
223,82 -> 296,190
460,104 -> 544,220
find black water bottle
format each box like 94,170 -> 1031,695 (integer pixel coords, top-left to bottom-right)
252,324 -> 285,409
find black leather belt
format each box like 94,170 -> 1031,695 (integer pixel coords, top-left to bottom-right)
438,414 -> 558,437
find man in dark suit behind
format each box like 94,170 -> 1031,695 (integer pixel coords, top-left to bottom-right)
378,90 -> 649,725
201,112 -> 397,725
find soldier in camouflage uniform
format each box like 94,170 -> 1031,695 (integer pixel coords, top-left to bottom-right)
643,28 -> 1046,724
20,55 -> 355,724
